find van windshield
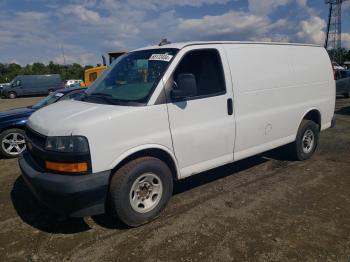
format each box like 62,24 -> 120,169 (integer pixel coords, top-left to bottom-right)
84,48 -> 178,105
8,79 -> 15,86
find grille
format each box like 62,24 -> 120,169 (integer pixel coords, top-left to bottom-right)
25,127 -> 47,170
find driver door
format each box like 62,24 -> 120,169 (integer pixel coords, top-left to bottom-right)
166,47 -> 235,178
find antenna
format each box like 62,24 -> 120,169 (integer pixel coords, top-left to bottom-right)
325,0 -> 349,64
159,38 -> 171,46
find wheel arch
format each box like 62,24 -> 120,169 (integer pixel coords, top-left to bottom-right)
0,124 -> 26,135
7,90 -> 17,98
299,108 -> 322,130
109,145 -> 180,181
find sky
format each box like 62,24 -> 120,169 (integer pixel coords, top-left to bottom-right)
0,0 -> 349,66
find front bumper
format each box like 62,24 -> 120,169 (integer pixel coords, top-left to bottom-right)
19,151 -> 111,217
2,89 -> 9,97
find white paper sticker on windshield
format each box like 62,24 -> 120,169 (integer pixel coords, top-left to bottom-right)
149,54 -> 173,62
55,93 -> 64,97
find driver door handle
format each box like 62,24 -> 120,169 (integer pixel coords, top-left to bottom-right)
227,98 -> 233,115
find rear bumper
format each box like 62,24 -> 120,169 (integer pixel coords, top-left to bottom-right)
19,151 -> 111,217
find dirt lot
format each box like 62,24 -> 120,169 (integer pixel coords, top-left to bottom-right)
0,97 -> 349,262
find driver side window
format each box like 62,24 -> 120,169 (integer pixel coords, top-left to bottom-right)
173,49 -> 226,99
12,80 -> 21,87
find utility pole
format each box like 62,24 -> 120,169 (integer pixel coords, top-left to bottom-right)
61,43 -> 68,79
325,0 -> 349,64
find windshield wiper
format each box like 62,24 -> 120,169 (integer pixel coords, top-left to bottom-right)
88,92 -> 112,97
82,93 -> 117,105
88,93 -> 132,103
83,92 -> 144,105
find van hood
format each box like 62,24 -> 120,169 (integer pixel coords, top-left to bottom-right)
27,100 -> 140,136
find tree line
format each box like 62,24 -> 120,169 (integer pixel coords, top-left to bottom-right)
0,49 -> 350,83
328,48 -> 350,65
0,62 -> 94,83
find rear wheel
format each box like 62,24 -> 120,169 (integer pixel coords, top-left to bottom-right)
109,157 -> 173,227
0,129 -> 26,158
8,92 -> 16,99
289,120 -> 319,161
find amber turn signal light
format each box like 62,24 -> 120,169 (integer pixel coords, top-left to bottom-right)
45,161 -> 88,173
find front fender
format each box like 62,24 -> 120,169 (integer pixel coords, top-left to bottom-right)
108,144 -> 181,179
0,119 -> 27,133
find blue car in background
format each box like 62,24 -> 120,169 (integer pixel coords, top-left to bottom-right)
0,87 -> 84,158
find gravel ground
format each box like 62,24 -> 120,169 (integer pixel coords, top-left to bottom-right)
0,97 -> 349,262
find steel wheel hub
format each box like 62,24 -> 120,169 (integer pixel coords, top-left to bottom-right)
302,129 -> 314,154
129,173 -> 163,213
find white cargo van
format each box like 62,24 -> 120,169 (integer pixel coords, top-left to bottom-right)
19,42 -> 335,227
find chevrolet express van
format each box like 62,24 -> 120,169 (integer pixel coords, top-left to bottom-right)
19,42 -> 335,227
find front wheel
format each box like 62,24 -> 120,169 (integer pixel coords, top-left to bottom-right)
289,120 -> 319,161
109,157 -> 173,227
0,129 -> 26,158
8,92 -> 16,99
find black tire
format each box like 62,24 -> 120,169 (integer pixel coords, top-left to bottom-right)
0,128 -> 26,158
8,92 -> 16,99
109,157 -> 173,227
289,120 -> 319,161
344,92 -> 350,98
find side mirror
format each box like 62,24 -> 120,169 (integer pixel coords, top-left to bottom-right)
171,73 -> 197,101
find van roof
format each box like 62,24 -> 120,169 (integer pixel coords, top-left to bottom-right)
135,41 -> 323,51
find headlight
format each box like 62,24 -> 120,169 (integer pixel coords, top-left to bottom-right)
45,136 -> 89,153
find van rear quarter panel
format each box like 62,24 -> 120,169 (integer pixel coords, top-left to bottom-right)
224,44 -> 334,159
